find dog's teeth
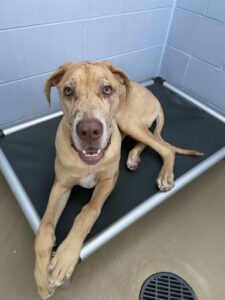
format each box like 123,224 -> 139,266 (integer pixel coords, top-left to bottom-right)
82,150 -> 101,158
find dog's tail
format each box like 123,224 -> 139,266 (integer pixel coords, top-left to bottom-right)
154,106 -> 203,156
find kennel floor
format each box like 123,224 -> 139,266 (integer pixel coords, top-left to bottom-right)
1,83 -> 225,252
1,161 -> 225,299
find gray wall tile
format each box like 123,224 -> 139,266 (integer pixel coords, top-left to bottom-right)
177,0 -> 209,14
207,0 -> 225,23
168,8 -> 225,68
85,8 -> 170,60
160,46 -> 190,84
111,46 -> 162,82
0,0 -> 40,29
145,8 -> 171,48
39,0 -> 122,24
85,0 -> 122,17
0,22 -> 84,84
183,58 -> 225,111
85,13 -> 148,60
121,0 -> 172,12
0,74 -> 60,127
160,2 -> 225,114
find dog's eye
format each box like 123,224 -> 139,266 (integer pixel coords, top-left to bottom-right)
102,85 -> 113,95
63,87 -> 73,97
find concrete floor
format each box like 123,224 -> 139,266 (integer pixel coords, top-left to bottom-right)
0,161 -> 225,300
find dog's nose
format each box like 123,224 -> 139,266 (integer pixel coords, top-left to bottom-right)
76,118 -> 103,142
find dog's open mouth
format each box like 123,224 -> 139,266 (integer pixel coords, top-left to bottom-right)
78,147 -> 105,164
72,139 -> 111,165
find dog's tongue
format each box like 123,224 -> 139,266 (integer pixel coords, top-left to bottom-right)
79,148 -> 105,165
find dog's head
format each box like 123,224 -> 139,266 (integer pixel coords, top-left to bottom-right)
45,61 -> 129,164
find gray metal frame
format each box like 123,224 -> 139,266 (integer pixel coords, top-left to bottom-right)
1,79 -> 225,260
0,148 -> 40,233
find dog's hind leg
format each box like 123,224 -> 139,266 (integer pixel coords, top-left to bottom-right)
126,106 -> 165,171
154,105 -> 164,138
119,118 -> 175,191
127,142 -> 146,171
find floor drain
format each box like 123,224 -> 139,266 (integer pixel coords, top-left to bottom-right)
139,272 -> 197,300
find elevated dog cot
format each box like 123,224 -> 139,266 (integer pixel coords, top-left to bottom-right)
1,79 -> 225,261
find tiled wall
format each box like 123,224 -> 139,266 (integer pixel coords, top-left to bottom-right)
0,0 -> 172,128
160,0 -> 225,115
2,0 -> 224,127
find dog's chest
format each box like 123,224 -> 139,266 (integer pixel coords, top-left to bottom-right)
79,174 -> 97,189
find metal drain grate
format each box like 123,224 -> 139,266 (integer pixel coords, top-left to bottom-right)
139,272 -> 197,300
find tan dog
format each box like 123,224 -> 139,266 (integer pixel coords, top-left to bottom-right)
34,61 -> 201,299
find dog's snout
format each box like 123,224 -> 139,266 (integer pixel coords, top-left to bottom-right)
76,119 -> 103,142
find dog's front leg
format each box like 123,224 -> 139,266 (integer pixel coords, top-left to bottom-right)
34,181 -> 71,299
48,174 -> 118,288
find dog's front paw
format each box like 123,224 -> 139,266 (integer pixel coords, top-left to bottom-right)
34,265 -> 55,300
157,169 -> 175,192
34,232 -> 56,299
48,241 -> 80,288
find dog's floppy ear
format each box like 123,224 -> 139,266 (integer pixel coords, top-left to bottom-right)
103,60 -> 130,88
44,62 -> 71,104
